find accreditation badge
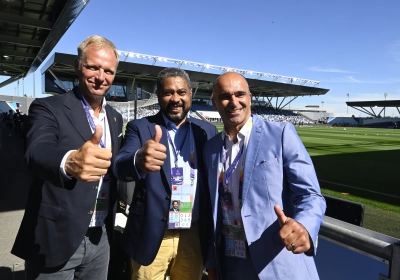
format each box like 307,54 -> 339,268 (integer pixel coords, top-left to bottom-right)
89,191 -> 108,227
168,185 -> 193,229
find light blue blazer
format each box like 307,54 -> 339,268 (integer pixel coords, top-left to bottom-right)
203,115 -> 326,280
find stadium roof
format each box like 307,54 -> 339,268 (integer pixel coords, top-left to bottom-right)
346,100 -> 400,117
0,0 -> 89,89
42,52 -> 329,109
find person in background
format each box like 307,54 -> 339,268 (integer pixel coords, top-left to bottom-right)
203,72 -> 326,280
11,35 -> 123,280
113,67 -> 218,280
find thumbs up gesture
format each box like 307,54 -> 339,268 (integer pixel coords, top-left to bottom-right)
65,125 -> 112,182
274,205 -> 311,254
136,125 -> 167,173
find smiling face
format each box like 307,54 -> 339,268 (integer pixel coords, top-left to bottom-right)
157,76 -> 192,127
172,201 -> 179,209
212,72 -> 252,136
75,44 -> 117,107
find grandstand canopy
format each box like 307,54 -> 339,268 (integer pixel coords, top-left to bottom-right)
0,0 -> 89,89
42,52 -> 329,110
346,100 -> 400,117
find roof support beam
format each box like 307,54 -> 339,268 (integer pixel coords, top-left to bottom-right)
281,96 -> 298,109
348,106 -> 372,117
0,34 -> 43,48
0,48 -> 36,59
0,12 -> 53,30
277,96 -> 286,110
0,60 -> 32,67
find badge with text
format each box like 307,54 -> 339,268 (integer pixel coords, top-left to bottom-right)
171,167 -> 184,185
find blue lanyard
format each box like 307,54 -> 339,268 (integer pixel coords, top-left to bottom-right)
76,88 -> 106,149
166,125 -> 190,168
222,140 -> 244,186
166,123 -> 195,184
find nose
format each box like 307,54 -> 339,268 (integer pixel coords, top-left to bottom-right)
229,95 -> 239,106
95,69 -> 105,81
170,92 -> 180,102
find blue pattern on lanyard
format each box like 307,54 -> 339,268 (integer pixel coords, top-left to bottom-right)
223,140 -> 244,186
75,88 -> 106,149
166,122 -> 195,185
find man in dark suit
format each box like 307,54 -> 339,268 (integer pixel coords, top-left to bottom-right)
170,200 -> 180,212
113,67 -> 218,279
11,35 -> 123,280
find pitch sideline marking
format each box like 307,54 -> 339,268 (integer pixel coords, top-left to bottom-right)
319,179 -> 400,199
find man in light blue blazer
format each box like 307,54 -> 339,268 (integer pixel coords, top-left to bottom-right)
203,72 -> 326,280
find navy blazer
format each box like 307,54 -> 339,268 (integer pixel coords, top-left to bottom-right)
203,115 -> 326,280
113,112 -> 218,266
11,88 -> 123,268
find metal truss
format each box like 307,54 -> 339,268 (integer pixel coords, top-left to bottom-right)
118,50 -> 321,87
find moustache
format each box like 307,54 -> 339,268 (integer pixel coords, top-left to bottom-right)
167,103 -> 184,108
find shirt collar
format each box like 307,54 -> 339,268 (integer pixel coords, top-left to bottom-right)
221,116 -> 252,143
162,113 -> 190,132
81,95 -> 107,117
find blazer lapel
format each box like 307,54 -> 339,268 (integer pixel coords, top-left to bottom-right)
242,117 -> 263,203
64,90 -> 92,142
208,135 -> 223,224
153,113 -> 171,189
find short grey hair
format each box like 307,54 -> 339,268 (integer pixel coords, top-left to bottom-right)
76,35 -> 119,70
156,68 -> 191,91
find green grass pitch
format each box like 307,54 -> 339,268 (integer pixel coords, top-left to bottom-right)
214,123 -> 400,238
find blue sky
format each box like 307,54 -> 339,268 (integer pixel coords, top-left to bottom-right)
1,0 -> 400,117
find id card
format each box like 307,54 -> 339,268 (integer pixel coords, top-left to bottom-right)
168,196 -> 193,229
89,192 -> 108,227
171,167 -> 184,185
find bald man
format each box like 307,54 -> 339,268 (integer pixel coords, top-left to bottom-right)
203,72 -> 326,280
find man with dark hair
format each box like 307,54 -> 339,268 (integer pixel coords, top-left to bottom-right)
113,67 -> 218,279
11,35 -> 123,279
203,72 -> 326,280
170,200 -> 180,212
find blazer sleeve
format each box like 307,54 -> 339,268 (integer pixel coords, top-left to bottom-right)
113,120 -> 146,182
282,122 -> 326,255
25,98 -> 74,188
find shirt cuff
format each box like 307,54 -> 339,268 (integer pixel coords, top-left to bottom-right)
60,150 -> 76,180
134,149 -> 146,179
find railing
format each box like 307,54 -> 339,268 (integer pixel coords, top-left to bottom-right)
319,216 -> 400,280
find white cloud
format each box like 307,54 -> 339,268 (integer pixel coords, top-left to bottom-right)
325,76 -> 390,84
308,66 -> 354,73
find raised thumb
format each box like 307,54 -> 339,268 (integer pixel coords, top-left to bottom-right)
274,205 -> 288,228
90,124 -> 103,145
152,125 -> 162,143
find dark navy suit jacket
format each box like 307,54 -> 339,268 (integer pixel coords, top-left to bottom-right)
11,88 -> 123,268
113,112 -> 218,265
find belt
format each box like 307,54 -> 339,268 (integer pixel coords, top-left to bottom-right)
85,227 -> 102,237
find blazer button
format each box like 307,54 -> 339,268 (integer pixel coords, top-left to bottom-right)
165,196 -> 170,200
88,210 -> 94,215
162,217 -> 167,222
93,185 -> 98,190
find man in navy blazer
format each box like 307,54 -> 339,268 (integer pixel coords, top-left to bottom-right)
113,68 -> 218,279
203,72 -> 326,280
11,36 -> 123,279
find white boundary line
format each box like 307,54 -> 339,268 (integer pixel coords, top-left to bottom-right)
319,179 -> 400,199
